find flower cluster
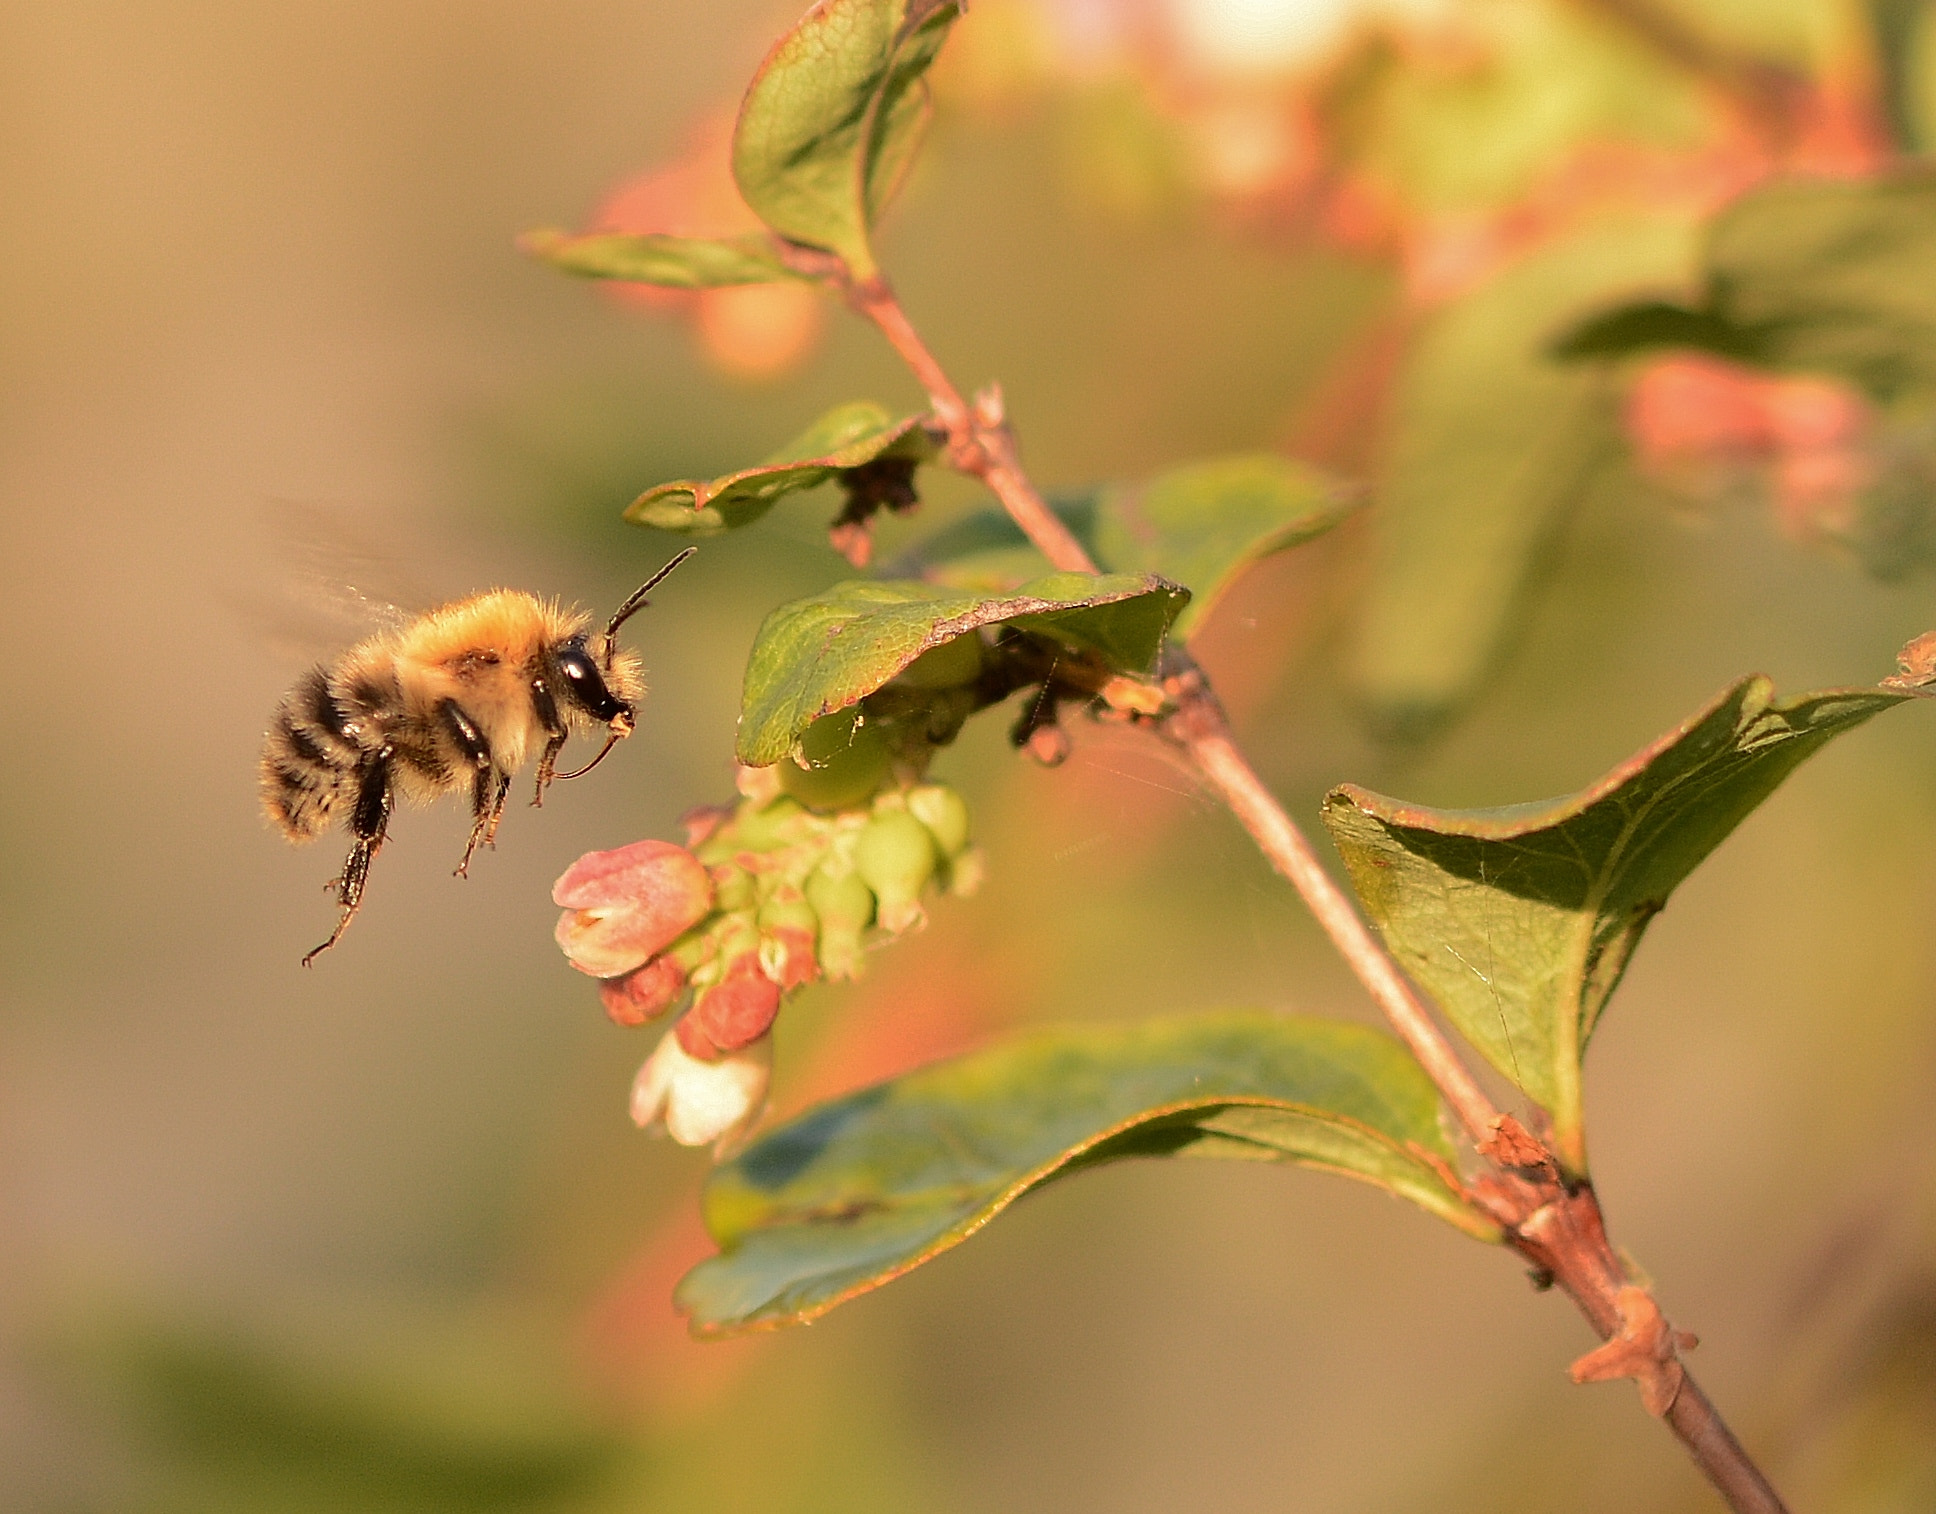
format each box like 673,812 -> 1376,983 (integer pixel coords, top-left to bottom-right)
553,773 -> 980,1152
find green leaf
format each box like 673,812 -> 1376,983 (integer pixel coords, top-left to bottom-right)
737,571 -> 1188,765
1551,299 -> 1763,363
1704,170 -> 1936,402
1321,676 -> 1907,1171
627,401 -> 936,534
677,1012 -> 1493,1336
1349,214 -> 1698,739
519,229 -> 799,288
1554,171 -> 1936,402
732,0 -> 961,278
898,454 -> 1354,640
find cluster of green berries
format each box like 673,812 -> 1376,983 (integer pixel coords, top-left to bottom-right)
549,624 -> 1161,1152
551,716 -> 979,1149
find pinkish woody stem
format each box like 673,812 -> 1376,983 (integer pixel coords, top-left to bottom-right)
852,276 -> 1499,1136
850,272 -> 1792,1514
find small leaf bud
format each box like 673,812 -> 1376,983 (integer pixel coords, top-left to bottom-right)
631,1029 -> 772,1152
552,840 -> 714,979
855,808 -> 937,934
906,783 -> 971,858
599,954 -> 688,1027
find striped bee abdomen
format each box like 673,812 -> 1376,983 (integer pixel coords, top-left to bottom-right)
260,667 -> 364,841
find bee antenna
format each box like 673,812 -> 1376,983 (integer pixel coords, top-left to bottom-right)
601,546 -> 696,668
557,730 -> 624,782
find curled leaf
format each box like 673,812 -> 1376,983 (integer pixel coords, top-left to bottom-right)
1321,675 -> 1907,1170
627,401 -> 937,534
737,572 -> 1189,766
732,0 -> 962,277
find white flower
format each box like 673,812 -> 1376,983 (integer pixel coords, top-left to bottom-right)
631,1027 -> 772,1153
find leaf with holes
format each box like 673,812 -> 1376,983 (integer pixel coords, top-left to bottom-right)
732,0 -> 961,278
519,229 -> 800,289
896,454 -> 1353,640
676,1012 -> 1493,1336
737,572 -> 1188,765
1321,676 -> 1907,1173
627,401 -> 936,534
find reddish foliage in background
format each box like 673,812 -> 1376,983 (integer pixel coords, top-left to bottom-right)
1627,355 -> 1875,542
589,113 -> 825,380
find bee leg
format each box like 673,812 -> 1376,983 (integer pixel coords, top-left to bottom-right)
440,700 -> 502,877
303,749 -> 393,965
529,675 -> 567,808
532,733 -> 567,807
458,767 -> 512,877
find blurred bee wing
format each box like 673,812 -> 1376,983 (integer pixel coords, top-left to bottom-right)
234,501 -> 436,665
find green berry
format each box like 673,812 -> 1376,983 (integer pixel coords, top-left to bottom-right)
854,808 -> 937,933
806,863 -> 874,980
906,783 -> 971,858
780,709 -> 896,811
711,865 -> 756,914
728,795 -> 810,851
757,893 -> 819,938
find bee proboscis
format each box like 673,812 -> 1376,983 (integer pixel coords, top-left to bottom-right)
260,548 -> 695,964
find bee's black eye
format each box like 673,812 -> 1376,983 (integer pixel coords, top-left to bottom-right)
556,647 -> 598,688
554,646 -> 629,723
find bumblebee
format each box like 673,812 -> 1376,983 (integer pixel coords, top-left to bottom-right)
261,548 -> 694,964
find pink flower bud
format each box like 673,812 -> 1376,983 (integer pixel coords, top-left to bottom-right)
553,840 -> 714,979
598,954 -> 688,1027
631,1028 -> 772,1151
677,957 -> 783,1057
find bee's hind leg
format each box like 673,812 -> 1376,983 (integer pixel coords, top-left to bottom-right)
303,749 -> 393,966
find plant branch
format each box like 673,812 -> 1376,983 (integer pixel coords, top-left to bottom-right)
1180,710 -> 1503,1144
849,277 -> 1094,575
852,273 -> 1791,1514
853,273 -> 1500,1139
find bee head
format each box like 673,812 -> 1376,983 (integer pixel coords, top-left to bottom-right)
552,548 -> 693,784
555,639 -> 635,732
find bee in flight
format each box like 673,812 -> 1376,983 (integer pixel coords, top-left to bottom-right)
261,548 -> 695,964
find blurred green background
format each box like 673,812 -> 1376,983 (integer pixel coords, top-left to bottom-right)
6,0 -> 1936,1509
